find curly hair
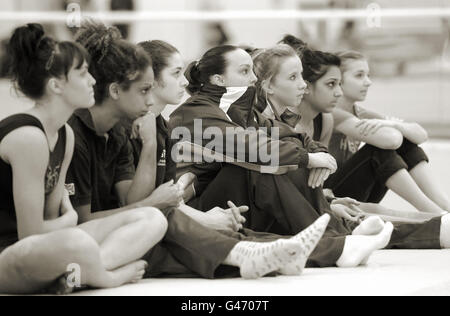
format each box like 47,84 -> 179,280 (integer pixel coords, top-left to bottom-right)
75,20 -> 152,104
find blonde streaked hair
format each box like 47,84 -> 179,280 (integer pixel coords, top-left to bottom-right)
336,51 -> 367,73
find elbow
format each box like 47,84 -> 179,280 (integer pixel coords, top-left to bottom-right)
378,129 -> 404,150
415,124 -> 429,144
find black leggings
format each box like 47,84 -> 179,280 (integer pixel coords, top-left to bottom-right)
189,163 -> 441,267
325,139 -> 429,203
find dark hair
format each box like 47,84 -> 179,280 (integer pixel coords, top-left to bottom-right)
185,45 -> 239,95
138,40 -> 179,82
8,23 -> 90,100
301,48 -> 341,83
75,20 -> 152,104
279,34 -> 308,58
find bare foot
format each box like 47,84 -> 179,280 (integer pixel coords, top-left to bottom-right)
46,273 -> 75,296
352,216 -> 385,236
106,260 -> 148,288
279,214 -> 330,276
337,222 -> 393,268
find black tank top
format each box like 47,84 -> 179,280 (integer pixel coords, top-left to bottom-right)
312,113 -> 323,142
0,114 -> 67,251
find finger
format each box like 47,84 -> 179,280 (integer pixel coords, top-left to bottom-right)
227,201 -> 249,215
342,212 -> 354,221
348,215 -> 360,222
367,123 -> 379,135
319,169 -> 328,186
349,204 -> 364,215
361,123 -> 371,136
308,169 -> 318,189
230,207 -> 242,224
314,169 -> 324,188
323,170 -> 331,182
229,213 -> 240,231
308,171 -> 315,188
237,206 -> 249,213
312,169 -> 321,188
346,208 -> 361,217
343,198 -> 360,205
227,201 -> 244,218
355,120 -> 367,128
227,201 -> 238,209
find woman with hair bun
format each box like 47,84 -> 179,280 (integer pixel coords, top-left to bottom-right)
254,40 -> 450,261
169,45 -> 401,268
327,51 -> 450,215
0,24 -> 160,295
69,22 -> 332,282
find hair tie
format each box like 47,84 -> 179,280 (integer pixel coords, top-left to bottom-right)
99,32 -> 113,63
45,50 -> 56,71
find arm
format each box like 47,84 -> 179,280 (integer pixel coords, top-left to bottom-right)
74,201 -> 145,223
4,128 -> 77,239
115,141 -> 157,206
320,113 -> 334,147
170,107 -> 310,169
355,105 -> 428,144
333,108 -> 404,150
388,121 -> 428,145
44,125 -> 75,220
121,114 -> 158,205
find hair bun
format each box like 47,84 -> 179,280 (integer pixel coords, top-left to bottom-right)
75,20 -> 122,62
280,34 -> 308,55
11,23 -> 46,60
185,60 -> 202,95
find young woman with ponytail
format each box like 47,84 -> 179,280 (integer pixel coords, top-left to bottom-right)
253,39 -> 450,259
69,21 -> 333,282
169,45 -> 404,268
0,23 -> 162,294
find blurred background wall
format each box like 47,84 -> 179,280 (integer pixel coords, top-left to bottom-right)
0,0 -> 449,136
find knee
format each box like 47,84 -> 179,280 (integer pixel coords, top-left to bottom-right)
12,229 -> 99,275
379,130 -> 403,150
59,229 -> 99,257
137,207 -> 168,240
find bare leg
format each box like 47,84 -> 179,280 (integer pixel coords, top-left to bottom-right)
358,202 -> 438,223
0,229 -> 147,295
78,208 -> 167,270
336,223 -> 394,268
386,169 -> 444,214
409,161 -> 450,212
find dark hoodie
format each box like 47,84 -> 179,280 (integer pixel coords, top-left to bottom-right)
169,84 -> 327,195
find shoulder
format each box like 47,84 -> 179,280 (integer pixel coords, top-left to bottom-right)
1,126 -> 49,168
3,126 -> 48,151
332,108 -> 355,126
